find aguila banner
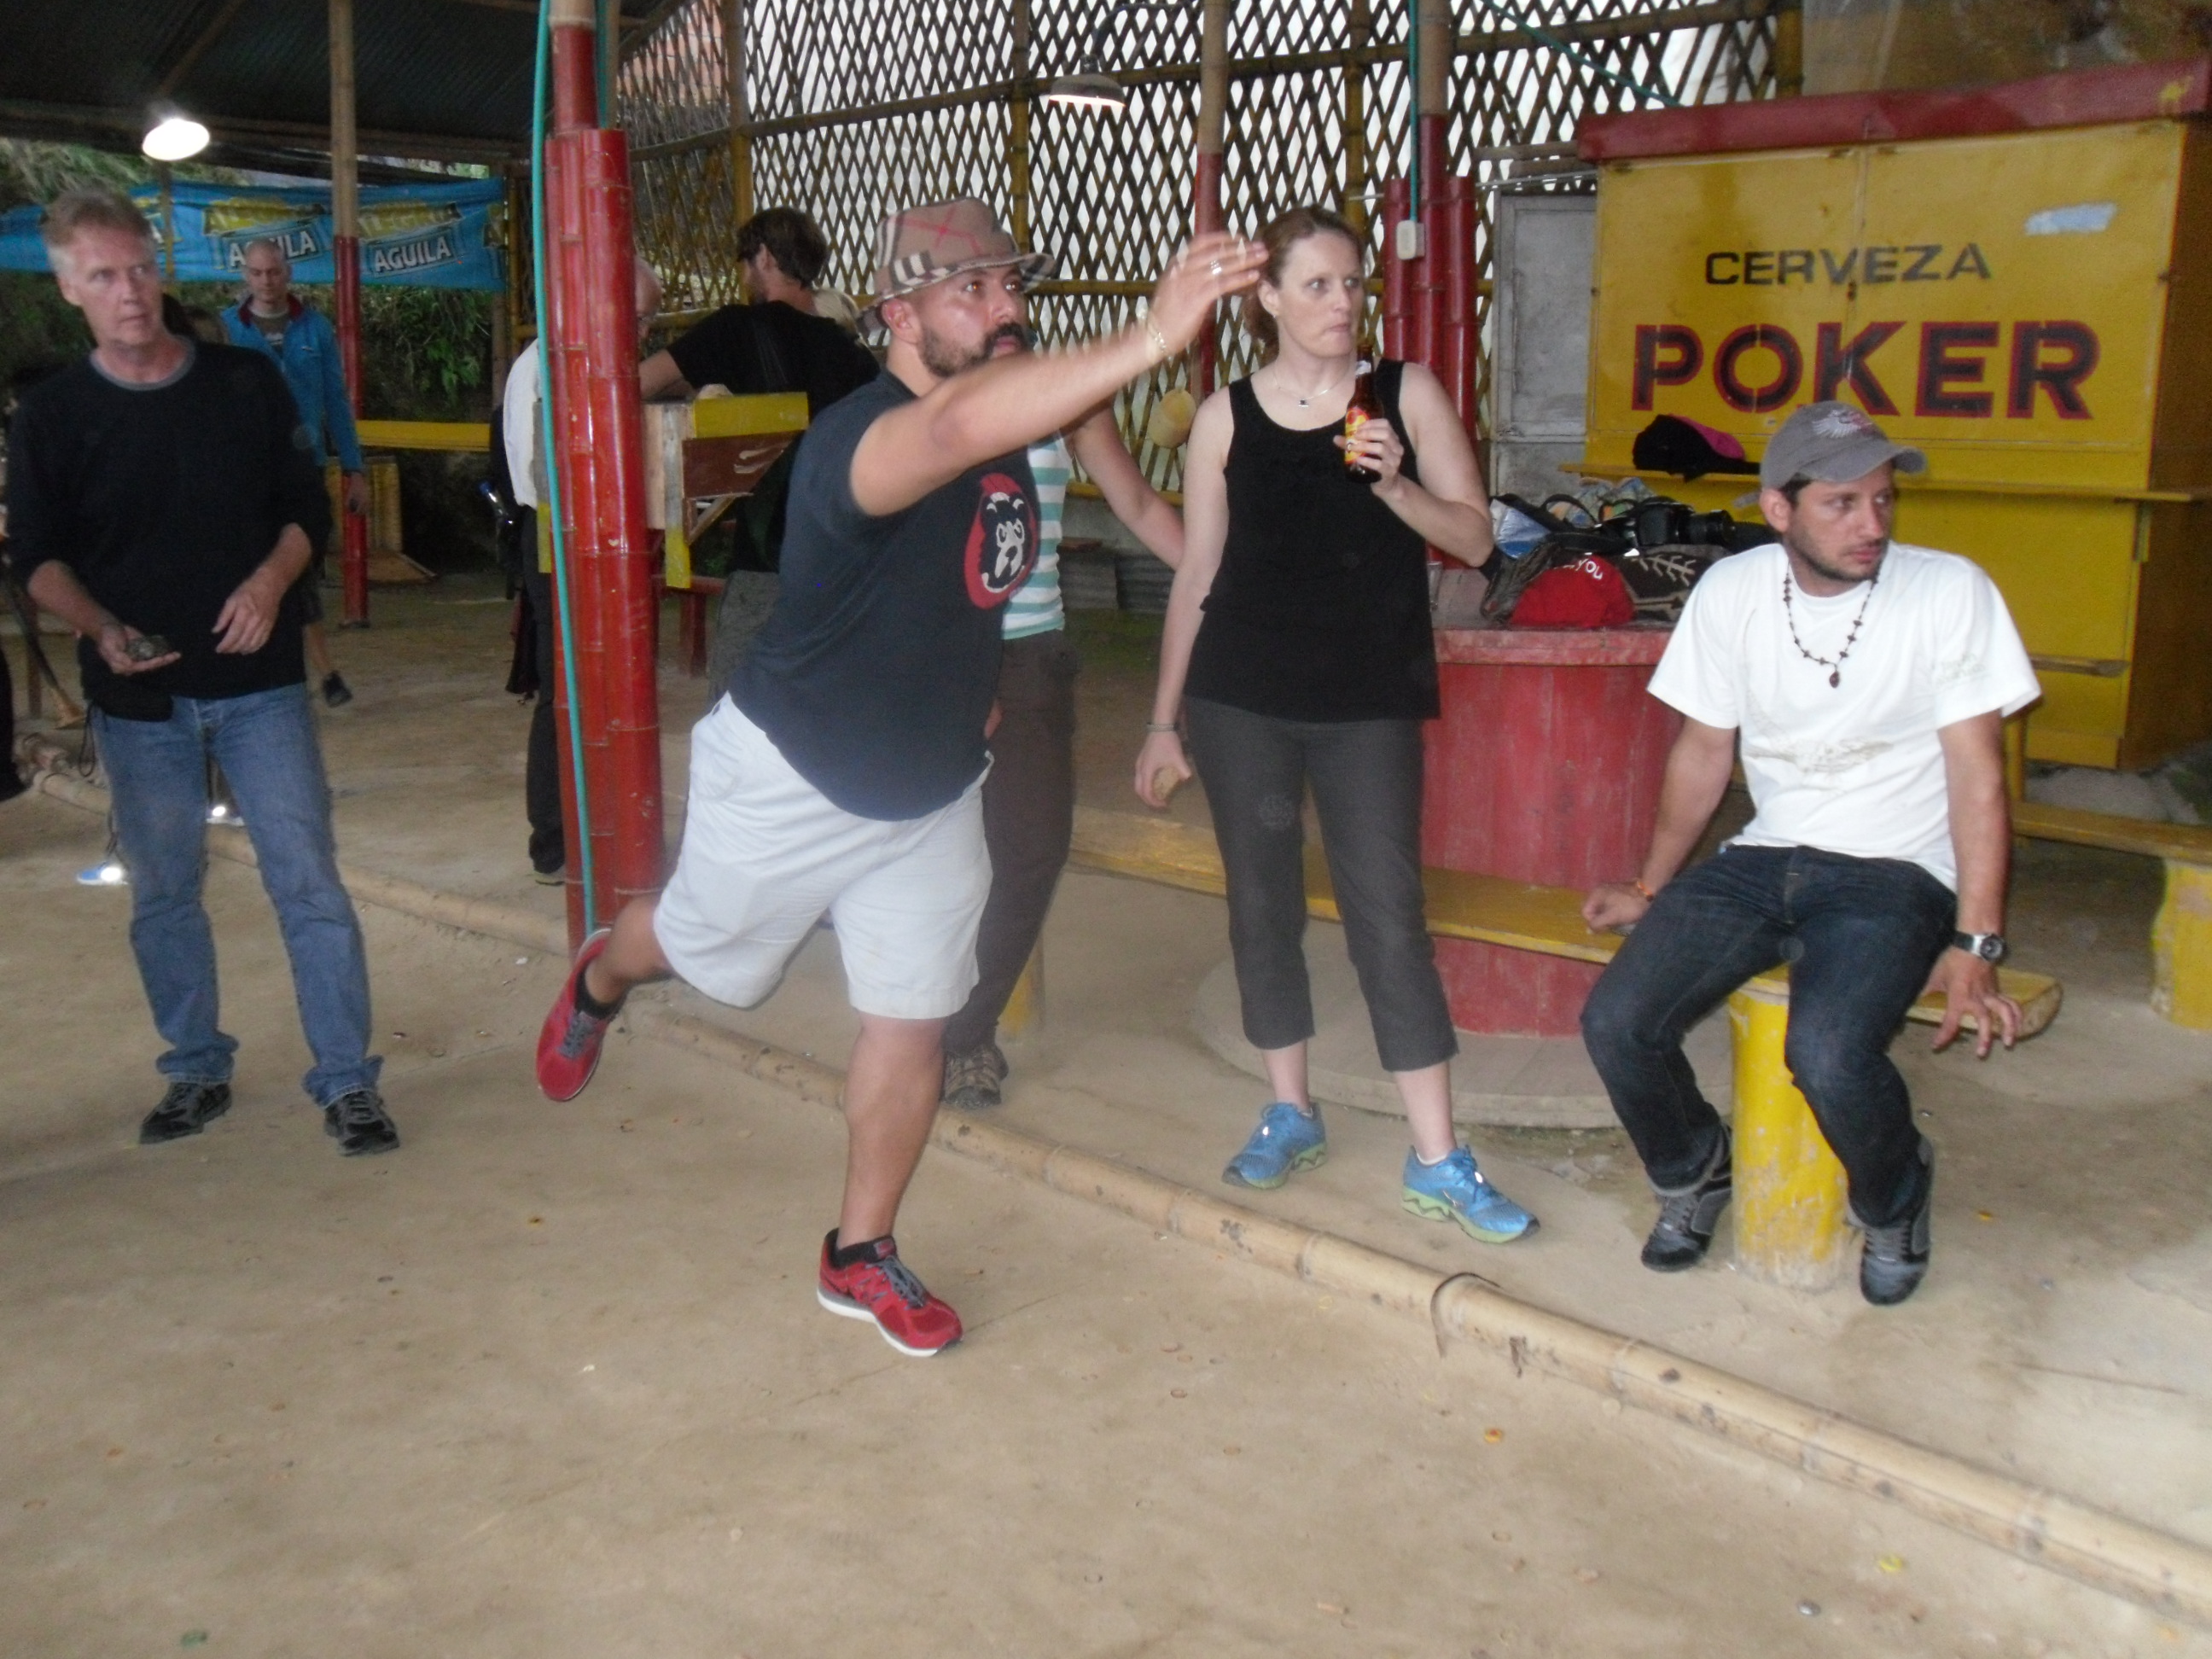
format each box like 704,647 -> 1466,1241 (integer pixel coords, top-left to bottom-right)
0,178 -> 506,291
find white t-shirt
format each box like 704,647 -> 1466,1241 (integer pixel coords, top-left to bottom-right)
501,340 -> 542,509
1647,540 -> 2040,890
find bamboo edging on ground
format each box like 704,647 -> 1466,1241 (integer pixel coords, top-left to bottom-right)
15,738 -> 2212,1629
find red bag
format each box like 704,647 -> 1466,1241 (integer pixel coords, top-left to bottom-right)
1509,555 -> 1635,628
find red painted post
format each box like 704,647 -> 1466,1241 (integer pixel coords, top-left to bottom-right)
544,1 -> 664,938
1440,172 -> 1476,428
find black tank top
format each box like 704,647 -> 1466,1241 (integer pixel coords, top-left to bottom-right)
1186,358 -> 1440,722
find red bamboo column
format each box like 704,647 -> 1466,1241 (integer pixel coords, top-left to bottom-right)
547,0 -> 662,940
1381,175 -> 1412,362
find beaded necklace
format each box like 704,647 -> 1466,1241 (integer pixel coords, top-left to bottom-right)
1781,568 -> 1877,689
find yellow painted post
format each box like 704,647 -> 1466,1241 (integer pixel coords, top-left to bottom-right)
999,946 -> 1045,1039
2151,859 -> 2212,1029
1728,987 -> 1851,1291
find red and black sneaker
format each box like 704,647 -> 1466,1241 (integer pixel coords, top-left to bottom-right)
536,928 -> 616,1102
816,1231 -> 963,1357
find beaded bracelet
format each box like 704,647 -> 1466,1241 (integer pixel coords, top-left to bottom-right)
1633,880 -> 1656,900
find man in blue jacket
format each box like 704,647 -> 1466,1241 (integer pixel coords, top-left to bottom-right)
224,238 -> 364,707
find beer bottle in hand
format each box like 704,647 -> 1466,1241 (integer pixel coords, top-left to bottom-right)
1343,361 -> 1382,483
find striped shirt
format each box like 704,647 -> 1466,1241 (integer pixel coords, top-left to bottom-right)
1004,434 -> 1068,639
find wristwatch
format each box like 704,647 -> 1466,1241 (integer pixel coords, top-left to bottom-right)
1952,931 -> 2008,963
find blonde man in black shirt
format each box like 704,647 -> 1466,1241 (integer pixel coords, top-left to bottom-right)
7,189 -> 395,1157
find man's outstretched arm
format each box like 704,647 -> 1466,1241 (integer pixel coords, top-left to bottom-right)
850,235 -> 1261,518
1581,716 -> 1737,931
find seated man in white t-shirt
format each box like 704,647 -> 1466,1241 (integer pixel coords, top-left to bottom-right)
1579,402 -> 2041,1307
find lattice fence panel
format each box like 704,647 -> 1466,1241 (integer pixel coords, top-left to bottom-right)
623,0 -> 1784,480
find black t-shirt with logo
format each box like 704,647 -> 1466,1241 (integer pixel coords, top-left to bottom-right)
730,371 -> 1038,821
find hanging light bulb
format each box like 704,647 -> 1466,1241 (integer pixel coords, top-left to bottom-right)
143,108 -> 211,162
1042,67 -> 1130,113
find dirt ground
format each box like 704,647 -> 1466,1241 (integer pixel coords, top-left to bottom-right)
3,574 -> 2208,1656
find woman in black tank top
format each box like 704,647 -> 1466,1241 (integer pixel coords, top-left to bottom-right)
1132,207 -> 1536,1243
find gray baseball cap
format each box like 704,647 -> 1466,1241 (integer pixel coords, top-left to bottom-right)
1758,400 -> 1926,490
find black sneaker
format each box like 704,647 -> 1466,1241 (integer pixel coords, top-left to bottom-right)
139,1080 -> 233,1145
941,1041 -> 1007,1111
323,1088 -> 400,1156
1858,1137 -> 1934,1307
1640,1127 -> 1732,1272
322,672 -> 354,708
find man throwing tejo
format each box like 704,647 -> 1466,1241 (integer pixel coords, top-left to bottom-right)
1579,402 -> 2040,1307
536,200 -> 1261,1355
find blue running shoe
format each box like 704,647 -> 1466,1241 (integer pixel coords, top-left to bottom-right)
1222,1102 -> 1327,1190
1401,1146 -> 1538,1243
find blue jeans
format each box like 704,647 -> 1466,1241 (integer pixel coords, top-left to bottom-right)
1579,845 -> 1953,1229
94,684 -> 379,1107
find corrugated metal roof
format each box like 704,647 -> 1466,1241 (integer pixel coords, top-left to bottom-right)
0,0 -> 661,165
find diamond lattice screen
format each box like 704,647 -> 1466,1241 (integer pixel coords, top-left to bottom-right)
620,0 -> 1784,485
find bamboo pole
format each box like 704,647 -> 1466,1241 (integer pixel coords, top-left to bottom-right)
156,165 -> 177,283
1008,0 -> 1033,248
1343,0 -> 1370,241
1193,0 -> 1230,389
721,0 -> 754,227
1772,0 -> 1804,96
329,0 -> 370,627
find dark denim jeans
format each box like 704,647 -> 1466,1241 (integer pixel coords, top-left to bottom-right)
94,684 -> 380,1107
1579,844 -> 1953,1229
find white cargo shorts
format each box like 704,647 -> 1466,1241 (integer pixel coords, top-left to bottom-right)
653,698 -> 991,1020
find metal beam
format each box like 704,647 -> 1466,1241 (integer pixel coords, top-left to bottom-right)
434,0 -> 644,27
0,96 -> 523,163
155,0 -> 255,99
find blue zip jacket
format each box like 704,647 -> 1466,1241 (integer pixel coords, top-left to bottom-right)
222,296 -> 365,472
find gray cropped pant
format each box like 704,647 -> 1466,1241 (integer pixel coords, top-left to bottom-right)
1184,696 -> 1456,1074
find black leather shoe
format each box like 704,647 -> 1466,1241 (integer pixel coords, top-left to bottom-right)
1859,1138 -> 1935,1307
1640,1128 -> 1732,1272
139,1080 -> 233,1145
323,1089 -> 400,1156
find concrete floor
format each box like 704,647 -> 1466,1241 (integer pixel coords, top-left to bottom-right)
3,574 -> 2209,1656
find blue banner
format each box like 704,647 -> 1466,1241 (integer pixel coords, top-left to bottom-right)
0,178 -> 508,291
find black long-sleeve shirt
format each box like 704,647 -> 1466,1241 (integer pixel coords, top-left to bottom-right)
5,342 -> 331,708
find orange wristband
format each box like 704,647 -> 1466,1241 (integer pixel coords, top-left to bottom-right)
1633,880 -> 1656,901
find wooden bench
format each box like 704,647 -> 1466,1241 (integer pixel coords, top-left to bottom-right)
2011,800 -> 2212,1030
1067,806 -> 2062,1292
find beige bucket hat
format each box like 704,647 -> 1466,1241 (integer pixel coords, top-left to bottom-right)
859,197 -> 1054,331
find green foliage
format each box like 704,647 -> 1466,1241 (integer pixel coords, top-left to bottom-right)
357,287 -> 494,421
0,137 -> 144,214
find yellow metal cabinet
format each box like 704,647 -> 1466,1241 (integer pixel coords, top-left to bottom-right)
1580,68 -> 2212,768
